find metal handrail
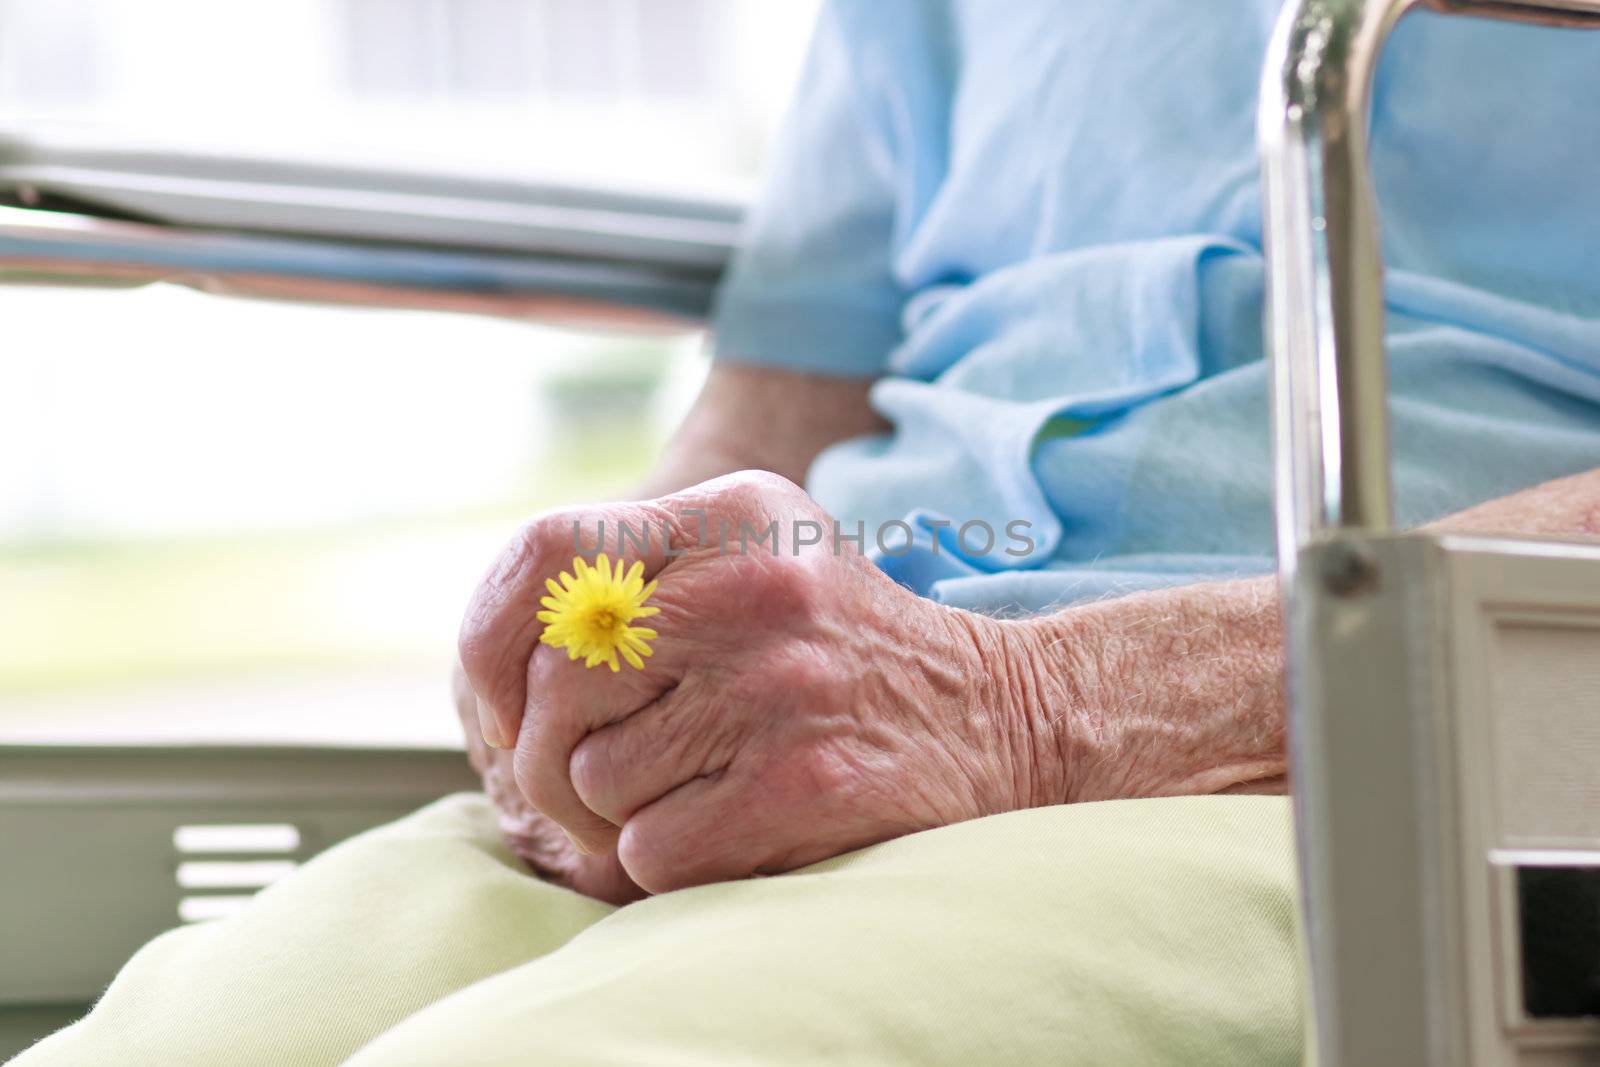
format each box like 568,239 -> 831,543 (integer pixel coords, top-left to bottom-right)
0,134 -> 742,326
1259,0 -> 1600,565
1259,2 -> 1600,1063
0,205 -> 719,328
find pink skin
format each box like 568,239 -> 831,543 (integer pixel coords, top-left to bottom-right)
453,665 -> 644,904
453,361 -> 1600,900
457,470 -> 1056,895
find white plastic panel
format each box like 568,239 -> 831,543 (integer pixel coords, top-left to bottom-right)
0,744 -> 477,1006
1489,623 -> 1600,845
1441,539 -> 1600,1066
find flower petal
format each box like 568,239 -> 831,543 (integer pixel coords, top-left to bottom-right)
538,550 -> 658,672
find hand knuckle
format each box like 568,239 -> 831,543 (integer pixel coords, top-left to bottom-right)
766,648 -> 828,698
739,556 -> 820,620
716,470 -> 792,514
504,509 -> 582,584
512,745 -> 562,817
741,468 -> 796,495
712,479 -> 764,517
568,738 -> 612,807
617,822 -> 674,893
510,513 -> 584,580
524,648 -> 561,701
455,614 -> 494,679
783,740 -> 856,800
459,513 -> 571,668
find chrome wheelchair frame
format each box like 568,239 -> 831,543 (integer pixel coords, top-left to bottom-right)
1261,1 -> 1600,1063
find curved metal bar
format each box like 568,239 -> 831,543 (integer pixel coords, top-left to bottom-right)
0,205 -> 720,329
1260,0 -> 1417,562
1260,3 -> 1600,1065
0,135 -> 742,327
1259,0 -> 1600,566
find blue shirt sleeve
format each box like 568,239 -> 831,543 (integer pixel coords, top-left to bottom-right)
710,3 -> 905,378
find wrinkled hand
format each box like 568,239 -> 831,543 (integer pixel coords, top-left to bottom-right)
452,663 -> 645,904
459,471 -> 1056,895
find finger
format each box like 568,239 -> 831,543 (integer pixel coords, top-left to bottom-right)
568,675 -> 746,825
523,557 -> 705,737
617,758 -> 855,894
617,739 -> 912,894
513,720 -> 620,855
511,551 -> 723,855
512,627 -> 692,856
616,770 -> 771,894
458,500 -> 673,750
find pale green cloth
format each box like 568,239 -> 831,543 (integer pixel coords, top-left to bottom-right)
13,793 -> 1302,1066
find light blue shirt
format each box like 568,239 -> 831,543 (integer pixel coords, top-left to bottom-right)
712,0 -> 1600,615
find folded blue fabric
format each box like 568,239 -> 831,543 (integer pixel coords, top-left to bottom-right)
714,1 -> 1600,614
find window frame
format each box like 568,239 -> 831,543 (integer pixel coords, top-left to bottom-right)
0,128 -> 742,325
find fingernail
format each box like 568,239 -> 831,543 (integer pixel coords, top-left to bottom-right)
477,702 -> 507,749
564,829 -> 595,856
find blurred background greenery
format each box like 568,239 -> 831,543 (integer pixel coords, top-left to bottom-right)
0,0 -> 817,746
0,285 -> 707,745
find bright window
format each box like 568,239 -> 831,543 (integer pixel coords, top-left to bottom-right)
0,0 -> 817,746
0,0 -> 817,195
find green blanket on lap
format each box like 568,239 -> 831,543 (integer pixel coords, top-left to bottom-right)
12,794 -> 1302,1066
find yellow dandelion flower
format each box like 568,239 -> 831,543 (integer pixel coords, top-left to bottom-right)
537,553 -> 661,672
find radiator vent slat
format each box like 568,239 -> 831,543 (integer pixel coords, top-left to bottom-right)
173,824 -> 301,854
176,860 -> 297,890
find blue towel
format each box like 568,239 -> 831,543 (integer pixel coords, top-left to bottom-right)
712,1 -> 1600,613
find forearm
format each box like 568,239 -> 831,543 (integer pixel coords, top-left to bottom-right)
1005,577 -> 1286,804
637,362 -> 886,497
1003,466 -> 1600,806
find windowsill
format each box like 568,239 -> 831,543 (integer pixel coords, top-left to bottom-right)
0,668 -> 465,750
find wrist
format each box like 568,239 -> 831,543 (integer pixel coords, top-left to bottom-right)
1000,612 -> 1101,806
1006,580 -> 1288,804
939,606 -> 1082,813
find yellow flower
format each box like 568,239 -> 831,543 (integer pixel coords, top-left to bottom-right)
537,553 -> 660,672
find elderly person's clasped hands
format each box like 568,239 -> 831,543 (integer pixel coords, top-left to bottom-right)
456,470 -> 1064,902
